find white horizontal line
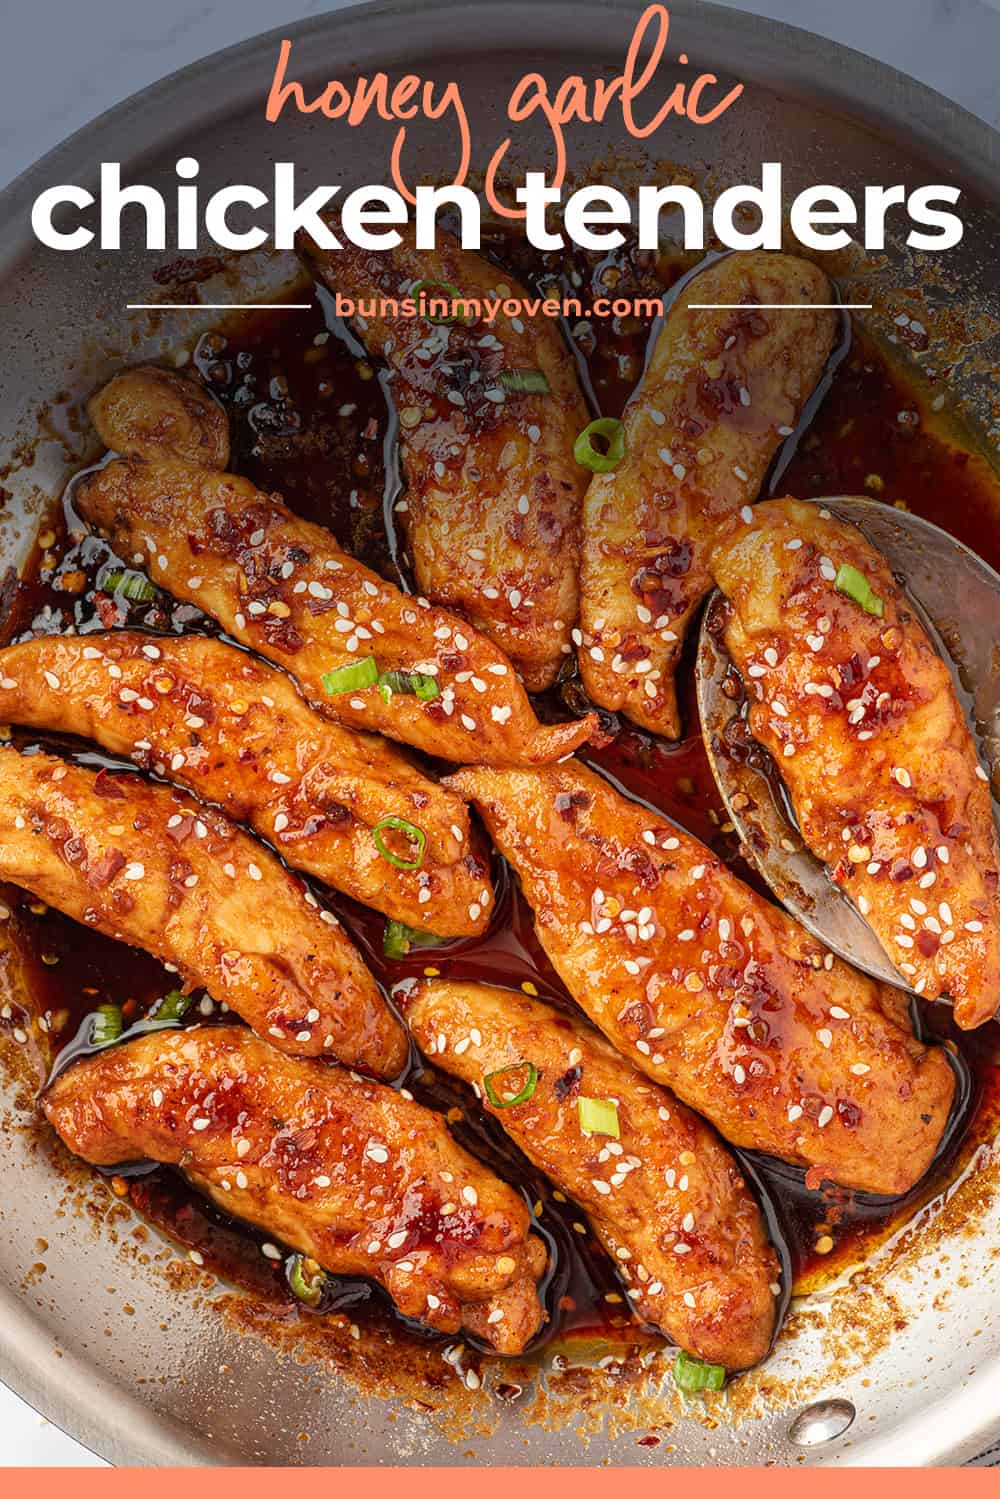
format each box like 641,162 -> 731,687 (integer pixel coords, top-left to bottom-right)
687,302 -> 871,310
126,302 -> 313,310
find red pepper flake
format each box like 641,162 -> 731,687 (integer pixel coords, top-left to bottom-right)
94,768 -> 126,799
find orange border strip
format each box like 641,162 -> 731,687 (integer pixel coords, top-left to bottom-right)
2,1467 -> 995,1491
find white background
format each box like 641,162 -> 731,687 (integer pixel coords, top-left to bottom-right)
0,0 -> 998,1467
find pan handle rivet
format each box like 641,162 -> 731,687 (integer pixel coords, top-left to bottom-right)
787,1398 -> 856,1446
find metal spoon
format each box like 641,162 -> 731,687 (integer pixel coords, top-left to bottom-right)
696,496 -> 1000,993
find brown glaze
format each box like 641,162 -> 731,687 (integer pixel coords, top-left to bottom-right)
579,253 -> 838,737
711,498 -> 1000,1029
88,365 -> 231,469
0,632 -> 493,938
0,744 -> 406,1075
445,760 -> 955,1195
303,225 -> 587,690
2,245 -> 999,1363
75,458 -> 595,767
43,1024 -> 546,1353
406,978 -> 779,1370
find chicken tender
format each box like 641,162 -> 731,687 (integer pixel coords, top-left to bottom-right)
580,253 -> 838,737
0,633 -> 493,937
406,979 -> 779,1370
445,761 -> 954,1195
0,745 -> 406,1074
302,227 -> 587,690
75,458 -> 595,766
89,366 -> 230,468
43,1026 -> 546,1353
711,497 -> 1000,1029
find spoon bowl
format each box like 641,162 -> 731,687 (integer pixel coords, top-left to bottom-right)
696,496 -> 1000,993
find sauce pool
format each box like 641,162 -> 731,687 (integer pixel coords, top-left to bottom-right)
1,241 -> 999,1365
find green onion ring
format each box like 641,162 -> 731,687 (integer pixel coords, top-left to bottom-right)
498,369 -> 551,395
383,919 -> 445,959
372,815 -> 426,871
146,989 -> 192,1026
412,279 -> 463,324
90,1003 -> 123,1046
322,657 -> 379,696
287,1252 -> 326,1309
377,669 -> 440,703
834,562 -> 884,617
574,417 -> 627,473
673,1350 -> 726,1394
101,568 -> 157,602
483,1061 -> 539,1109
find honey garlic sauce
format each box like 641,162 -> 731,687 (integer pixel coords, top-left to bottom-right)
1,239 -> 998,1364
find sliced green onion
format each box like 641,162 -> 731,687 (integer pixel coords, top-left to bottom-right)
498,368 -> 551,395
578,1096 -> 620,1138
287,1252 -> 326,1309
148,989 -> 192,1025
834,563 -> 884,617
102,568 -> 156,602
91,1003 -> 123,1046
377,669 -> 440,703
383,920 -> 445,959
412,279 -> 463,324
673,1350 -> 726,1394
574,417 -> 626,473
322,657 -> 379,696
483,1061 -> 539,1109
372,815 -> 426,870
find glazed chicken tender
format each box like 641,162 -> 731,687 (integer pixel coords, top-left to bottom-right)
407,979 -> 779,1370
303,227 -> 587,690
89,365 -> 230,468
0,634 -> 493,938
579,253 -> 838,737
446,762 -> 954,1195
711,497 -> 1000,1030
0,745 -> 406,1075
75,459 -> 595,766
43,1027 -> 546,1353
